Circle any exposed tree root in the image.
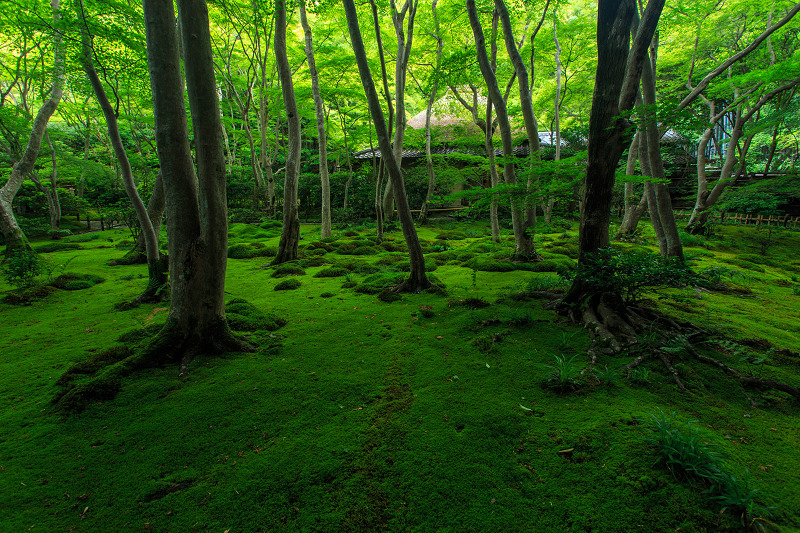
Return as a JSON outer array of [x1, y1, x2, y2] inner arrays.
[[551, 292, 799, 403]]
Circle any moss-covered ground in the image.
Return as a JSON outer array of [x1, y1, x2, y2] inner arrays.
[[1, 219, 798, 532]]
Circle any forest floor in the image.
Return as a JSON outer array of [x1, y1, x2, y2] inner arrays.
[[1, 217, 799, 532]]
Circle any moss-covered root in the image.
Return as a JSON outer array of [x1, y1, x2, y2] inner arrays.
[[135, 318, 255, 375], [695, 351, 800, 404]]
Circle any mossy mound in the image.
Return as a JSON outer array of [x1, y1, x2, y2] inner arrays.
[[463, 258, 516, 272], [50, 273, 105, 291], [313, 267, 350, 278], [354, 273, 406, 295], [117, 324, 163, 345], [56, 346, 134, 387], [435, 231, 468, 240], [380, 240, 407, 252], [259, 220, 283, 230], [274, 278, 302, 291], [35, 242, 82, 253], [226, 298, 287, 332], [271, 264, 306, 278], [300, 257, 327, 268], [2, 285, 59, 305], [227, 243, 277, 259]]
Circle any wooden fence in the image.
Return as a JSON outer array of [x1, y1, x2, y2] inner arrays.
[[673, 210, 800, 229]]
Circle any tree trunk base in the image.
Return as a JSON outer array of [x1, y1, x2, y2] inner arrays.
[[549, 291, 799, 403]]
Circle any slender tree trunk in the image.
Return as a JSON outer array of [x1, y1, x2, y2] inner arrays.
[[77, 0, 165, 298], [29, 130, 62, 238], [299, 0, 331, 238], [344, 0, 430, 292], [115, 172, 165, 266], [496, 0, 539, 258], [615, 133, 648, 238], [467, 0, 533, 260], [639, 49, 683, 260], [419, 0, 443, 226], [0, 0, 64, 255], [273, 0, 301, 264]]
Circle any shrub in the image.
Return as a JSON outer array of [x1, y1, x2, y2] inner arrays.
[[2, 249, 44, 288], [274, 278, 301, 291], [575, 248, 698, 302]]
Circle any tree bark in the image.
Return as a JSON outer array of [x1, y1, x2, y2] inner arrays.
[[418, 0, 443, 226], [77, 0, 165, 299], [496, 0, 540, 248], [273, 0, 301, 264], [344, 0, 430, 291], [467, 0, 533, 260], [0, 0, 65, 255], [299, 0, 331, 238], [563, 0, 664, 304], [686, 77, 800, 233], [616, 133, 648, 238], [29, 130, 61, 239], [142, 0, 247, 368]]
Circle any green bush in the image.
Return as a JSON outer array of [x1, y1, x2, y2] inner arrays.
[[574, 248, 697, 301], [274, 278, 302, 291], [1, 249, 44, 288]]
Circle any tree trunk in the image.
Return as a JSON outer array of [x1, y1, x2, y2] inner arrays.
[[419, 0, 443, 226], [467, 0, 533, 260], [615, 134, 648, 238], [0, 0, 65, 255], [299, 0, 331, 238], [639, 49, 683, 261], [29, 130, 62, 238], [344, 0, 430, 292], [686, 77, 800, 233], [563, 0, 664, 304], [78, 0, 165, 299], [497, 0, 540, 249], [142, 0, 248, 369], [115, 172, 165, 266], [272, 0, 301, 264]]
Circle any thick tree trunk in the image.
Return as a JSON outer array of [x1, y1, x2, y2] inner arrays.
[[78, 0, 165, 299], [299, 0, 331, 238], [564, 0, 664, 304], [344, 0, 430, 291], [142, 0, 247, 368], [273, 0, 301, 264], [467, 0, 533, 260], [0, 0, 64, 255]]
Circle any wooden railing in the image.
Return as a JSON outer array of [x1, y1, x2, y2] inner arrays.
[[673, 210, 800, 229]]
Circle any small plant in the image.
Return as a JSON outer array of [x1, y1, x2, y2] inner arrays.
[[526, 274, 568, 292], [592, 365, 620, 386], [542, 354, 581, 391], [643, 410, 724, 481], [558, 330, 580, 352], [707, 469, 773, 531], [630, 367, 650, 384]]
